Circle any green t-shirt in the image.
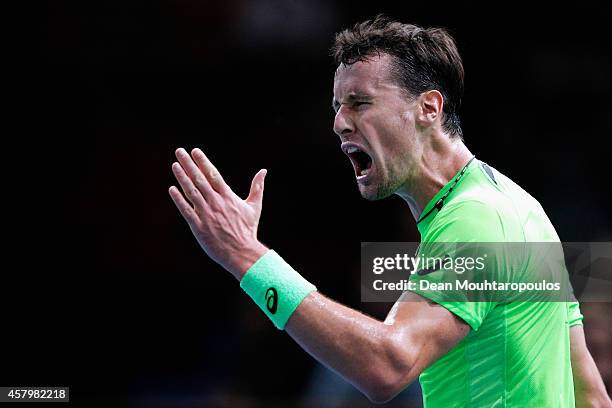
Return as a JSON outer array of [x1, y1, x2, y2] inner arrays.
[[409, 158, 583, 408]]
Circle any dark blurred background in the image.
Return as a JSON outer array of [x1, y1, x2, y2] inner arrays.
[[7, 0, 612, 406]]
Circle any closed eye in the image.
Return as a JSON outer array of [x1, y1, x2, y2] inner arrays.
[[331, 99, 370, 113], [353, 101, 370, 109]]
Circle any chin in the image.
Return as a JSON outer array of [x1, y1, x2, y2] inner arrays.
[[358, 182, 395, 201], [359, 188, 380, 201]]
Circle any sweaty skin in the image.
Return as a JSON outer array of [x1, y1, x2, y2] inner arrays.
[[168, 145, 469, 403], [332, 54, 472, 218], [168, 53, 609, 404], [168, 53, 473, 401]]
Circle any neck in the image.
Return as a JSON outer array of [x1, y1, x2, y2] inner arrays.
[[395, 137, 473, 222]]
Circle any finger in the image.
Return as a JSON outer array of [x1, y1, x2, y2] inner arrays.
[[246, 169, 267, 206], [168, 185, 199, 227], [175, 148, 216, 199], [191, 148, 230, 195], [171, 161, 208, 214]]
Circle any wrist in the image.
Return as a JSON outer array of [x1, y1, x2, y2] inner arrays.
[[229, 240, 269, 281], [239, 249, 317, 330]]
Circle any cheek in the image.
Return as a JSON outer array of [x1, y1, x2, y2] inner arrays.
[[360, 110, 412, 164], [364, 110, 401, 141], [378, 116, 417, 173], [383, 115, 414, 153], [397, 110, 416, 134]]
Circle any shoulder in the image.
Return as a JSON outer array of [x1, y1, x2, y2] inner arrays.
[[425, 197, 515, 243]]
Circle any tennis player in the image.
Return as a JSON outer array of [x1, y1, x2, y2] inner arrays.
[[168, 16, 611, 407]]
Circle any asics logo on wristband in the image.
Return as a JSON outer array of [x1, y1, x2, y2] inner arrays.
[[265, 287, 278, 314]]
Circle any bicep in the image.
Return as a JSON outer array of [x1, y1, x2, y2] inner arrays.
[[384, 291, 470, 384]]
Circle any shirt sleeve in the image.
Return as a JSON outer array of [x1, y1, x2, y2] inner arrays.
[[568, 301, 584, 327], [410, 199, 510, 331]]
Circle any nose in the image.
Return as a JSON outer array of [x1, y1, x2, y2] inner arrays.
[[333, 105, 354, 137]]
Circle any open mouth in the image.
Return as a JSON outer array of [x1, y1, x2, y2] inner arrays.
[[342, 144, 374, 180]]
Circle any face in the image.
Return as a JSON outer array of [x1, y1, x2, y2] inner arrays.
[[333, 53, 423, 200]]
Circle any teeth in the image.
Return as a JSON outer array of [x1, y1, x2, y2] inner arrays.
[[347, 146, 359, 154]]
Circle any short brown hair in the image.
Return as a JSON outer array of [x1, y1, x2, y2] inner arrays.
[[332, 15, 464, 138]]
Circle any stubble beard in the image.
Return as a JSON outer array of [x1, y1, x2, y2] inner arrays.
[[360, 171, 402, 201]]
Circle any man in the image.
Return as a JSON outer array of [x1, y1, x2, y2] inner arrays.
[[168, 16, 611, 407]]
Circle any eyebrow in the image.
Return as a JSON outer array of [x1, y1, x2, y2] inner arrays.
[[332, 92, 373, 111]]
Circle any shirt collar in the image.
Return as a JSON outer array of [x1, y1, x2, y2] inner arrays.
[[416, 158, 478, 237]]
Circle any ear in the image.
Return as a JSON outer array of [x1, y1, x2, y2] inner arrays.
[[416, 90, 444, 128]]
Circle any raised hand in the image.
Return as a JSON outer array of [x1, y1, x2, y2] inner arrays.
[[168, 147, 268, 280]]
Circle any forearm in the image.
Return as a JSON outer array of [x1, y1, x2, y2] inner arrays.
[[284, 291, 412, 403], [229, 245, 462, 403], [226, 241, 414, 399], [574, 363, 612, 408], [232, 247, 464, 403]]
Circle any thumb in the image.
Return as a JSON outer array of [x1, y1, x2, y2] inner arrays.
[[246, 169, 267, 206]]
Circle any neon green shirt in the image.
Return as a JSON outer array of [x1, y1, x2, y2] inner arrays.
[[409, 158, 583, 408]]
